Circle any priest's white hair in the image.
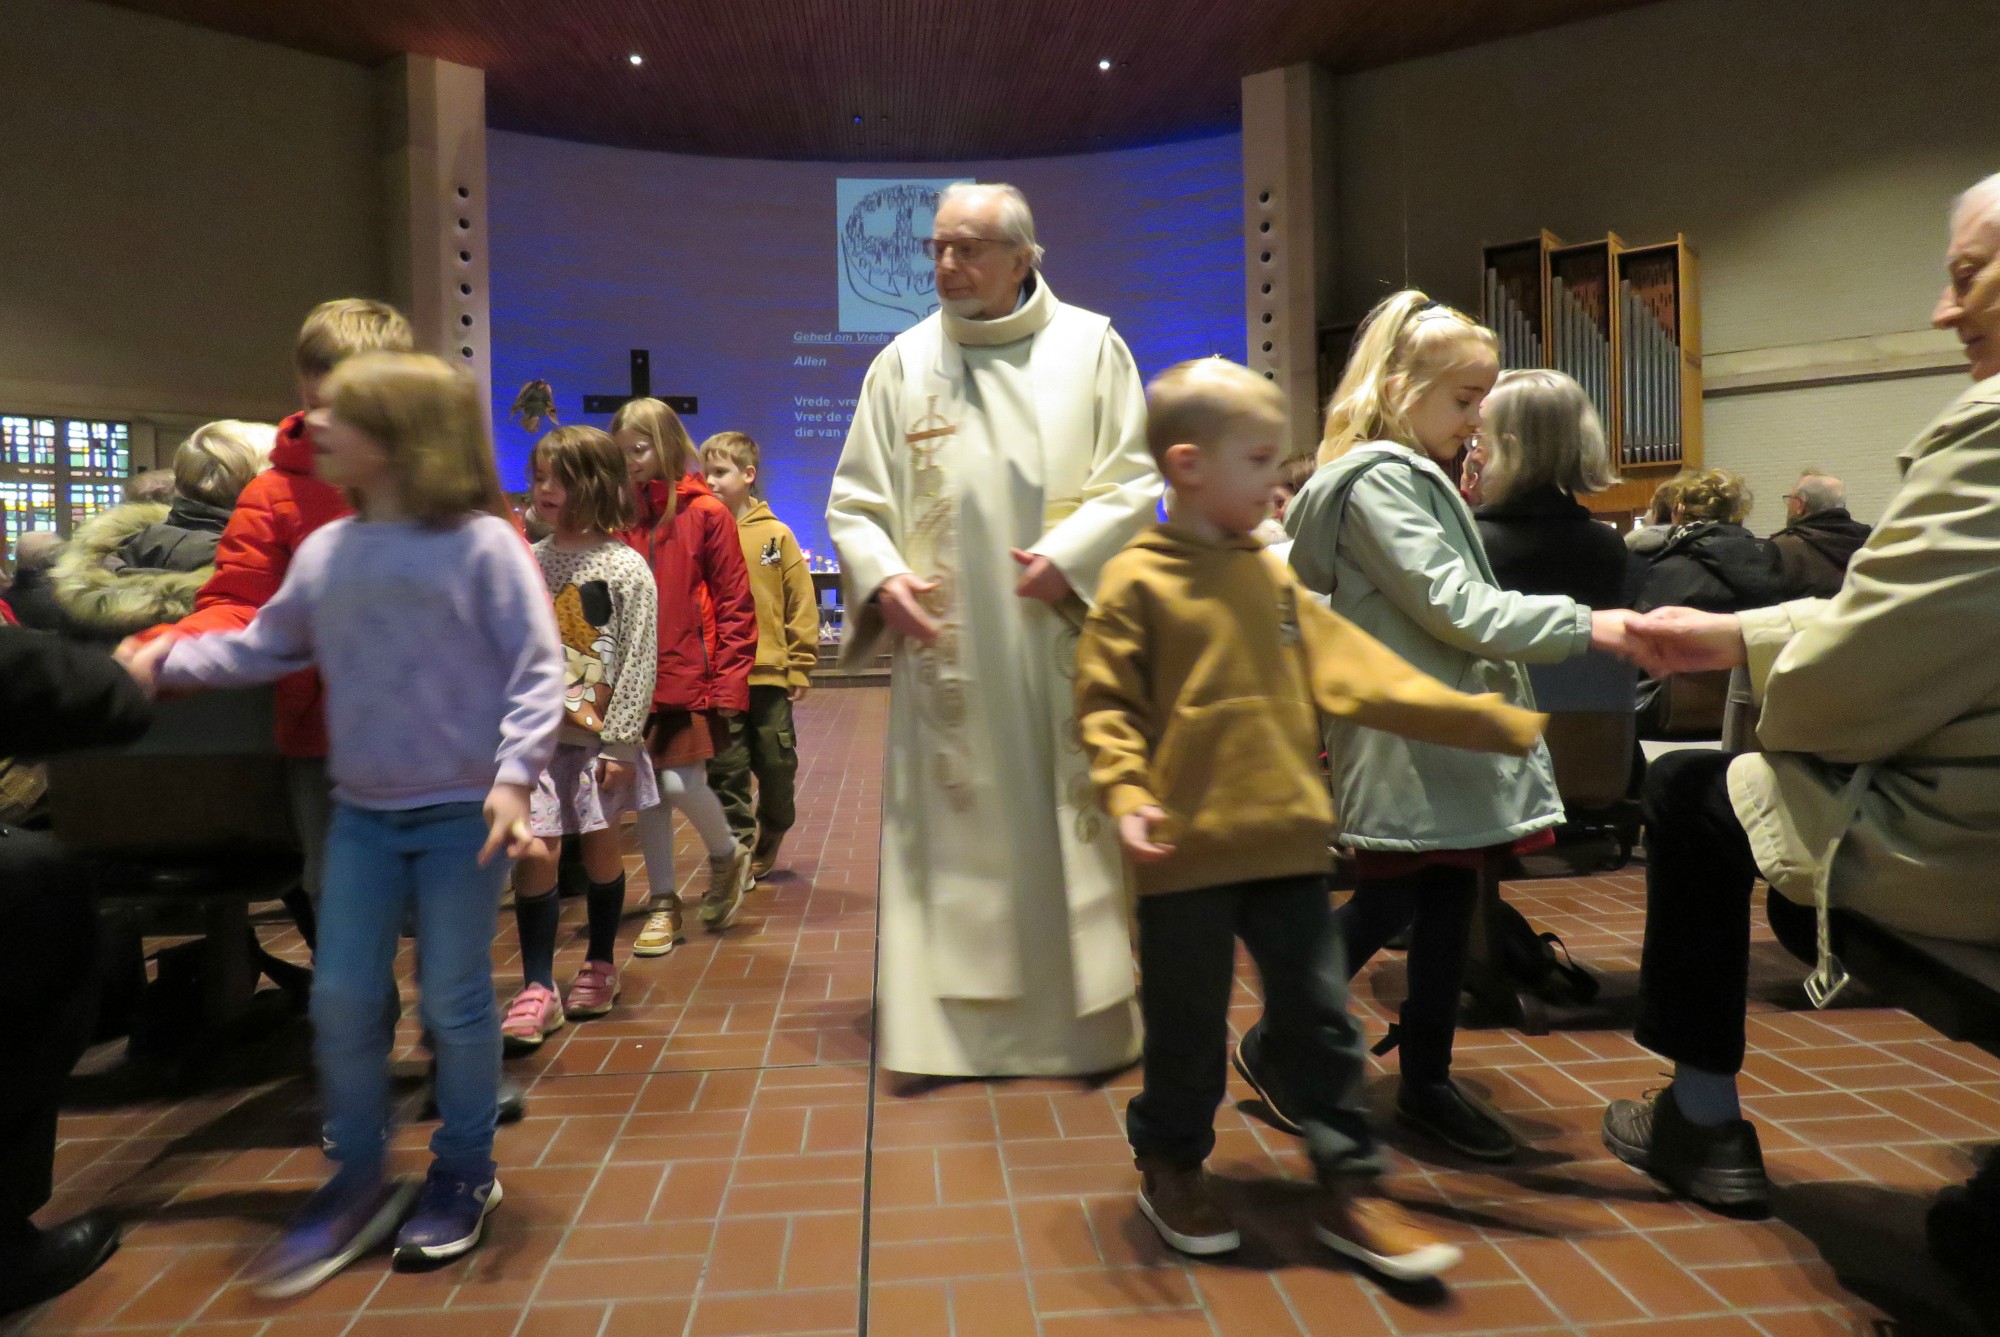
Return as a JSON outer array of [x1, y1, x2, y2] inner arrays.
[[940, 182, 1046, 268], [1954, 173, 2000, 225]]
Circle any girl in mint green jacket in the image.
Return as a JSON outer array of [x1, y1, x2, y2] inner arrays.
[[1272, 290, 1625, 1164]]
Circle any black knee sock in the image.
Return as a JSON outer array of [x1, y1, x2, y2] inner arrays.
[[515, 891, 560, 989], [586, 873, 626, 963]]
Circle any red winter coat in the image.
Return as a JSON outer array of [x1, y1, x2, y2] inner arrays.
[[622, 474, 756, 713], [138, 411, 352, 757]]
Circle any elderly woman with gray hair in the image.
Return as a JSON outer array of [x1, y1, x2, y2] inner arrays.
[[1600, 175, 2000, 1280]]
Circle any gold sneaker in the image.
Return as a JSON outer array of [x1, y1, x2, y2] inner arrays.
[[1313, 1183, 1461, 1282], [631, 895, 683, 957], [700, 845, 752, 931], [749, 828, 786, 882]]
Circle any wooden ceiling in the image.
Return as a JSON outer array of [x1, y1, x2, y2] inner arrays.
[[104, 0, 1659, 160]]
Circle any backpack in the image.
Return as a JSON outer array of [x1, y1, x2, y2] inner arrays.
[[1491, 897, 1599, 1007]]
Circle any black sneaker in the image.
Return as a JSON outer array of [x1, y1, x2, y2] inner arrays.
[[1601, 1086, 1769, 1217], [1230, 1026, 1304, 1136], [1396, 1080, 1519, 1163]]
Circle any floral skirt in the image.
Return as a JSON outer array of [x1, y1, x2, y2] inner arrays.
[[530, 742, 661, 838]]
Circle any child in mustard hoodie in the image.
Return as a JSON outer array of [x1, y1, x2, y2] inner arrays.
[[701, 432, 820, 878], [1074, 358, 1545, 1280]]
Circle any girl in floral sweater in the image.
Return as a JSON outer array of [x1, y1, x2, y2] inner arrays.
[[503, 427, 661, 1048]]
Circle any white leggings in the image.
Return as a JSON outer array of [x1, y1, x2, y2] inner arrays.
[[635, 764, 736, 903]]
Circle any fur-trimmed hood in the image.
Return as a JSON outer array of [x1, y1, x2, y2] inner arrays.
[[51, 500, 216, 639]]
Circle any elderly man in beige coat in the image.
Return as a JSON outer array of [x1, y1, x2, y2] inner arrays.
[[1596, 176, 2000, 1247]]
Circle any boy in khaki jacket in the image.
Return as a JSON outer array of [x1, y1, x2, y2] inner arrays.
[[1075, 359, 1544, 1279], [701, 432, 820, 878]]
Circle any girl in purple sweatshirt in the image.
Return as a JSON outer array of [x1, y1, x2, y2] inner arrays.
[[124, 353, 565, 1294]]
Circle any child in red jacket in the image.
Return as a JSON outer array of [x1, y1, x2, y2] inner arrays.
[[122, 300, 414, 938], [611, 398, 759, 951]]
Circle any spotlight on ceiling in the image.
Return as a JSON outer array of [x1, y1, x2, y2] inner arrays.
[[1097, 58, 1112, 71], [627, 53, 643, 66]]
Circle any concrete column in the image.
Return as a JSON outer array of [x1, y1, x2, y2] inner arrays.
[[1241, 65, 1337, 458], [378, 55, 491, 426]]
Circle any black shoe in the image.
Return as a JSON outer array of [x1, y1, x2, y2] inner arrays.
[[1601, 1085, 1769, 1217], [421, 1073, 527, 1125], [0, 1213, 121, 1317], [1396, 1080, 1520, 1163], [1230, 1027, 1304, 1136]]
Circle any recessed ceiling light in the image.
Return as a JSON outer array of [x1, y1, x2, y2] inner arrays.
[[627, 53, 643, 66], [1097, 59, 1112, 71]]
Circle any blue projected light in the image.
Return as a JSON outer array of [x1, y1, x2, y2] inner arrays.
[[488, 132, 1243, 558], [837, 178, 968, 332]]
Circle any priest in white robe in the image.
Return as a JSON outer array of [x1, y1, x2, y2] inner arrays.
[[827, 183, 1163, 1078]]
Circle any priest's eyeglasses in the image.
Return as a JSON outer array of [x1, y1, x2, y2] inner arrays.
[[922, 236, 1014, 263]]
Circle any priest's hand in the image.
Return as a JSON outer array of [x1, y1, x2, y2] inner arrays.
[[1625, 607, 1748, 677], [1011, 549, 1073, 604], [877, 573, 941, 646], [1119, 806, 1176, 864]]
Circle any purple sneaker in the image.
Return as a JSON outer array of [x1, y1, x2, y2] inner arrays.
[[249, 1173, 414, 1299], [392, 1165, 502, 1269]]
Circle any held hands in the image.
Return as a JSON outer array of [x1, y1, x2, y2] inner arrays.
[[1622, 607, 1749, 677], [479, 782, 535, 866], [877, 573, 941, 646], [117, 635, 174, 698], [1119, 806, 1176, 864], [1011, 550, 1073, 605]]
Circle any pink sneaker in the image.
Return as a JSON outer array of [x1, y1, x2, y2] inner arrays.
[[564, 960, 619, 1019], [501, 983, 565, 1054]]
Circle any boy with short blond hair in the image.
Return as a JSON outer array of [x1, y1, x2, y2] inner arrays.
[[1075, 357, 1545, 1278], [701, 431, 819, 878]]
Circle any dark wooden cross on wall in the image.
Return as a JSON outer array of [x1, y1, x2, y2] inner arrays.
[[582, 349, 697, 417]]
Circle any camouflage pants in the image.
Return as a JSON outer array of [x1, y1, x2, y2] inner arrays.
[[707, 685, 799, 849]]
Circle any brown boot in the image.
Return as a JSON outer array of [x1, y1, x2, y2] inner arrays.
[[1135, 1158, 1240, 1256], [1313, 1181, 1461, 1281], [749, 827, 786, 881]]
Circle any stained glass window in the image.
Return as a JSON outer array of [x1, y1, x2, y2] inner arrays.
[[1, 414, 133, 542]]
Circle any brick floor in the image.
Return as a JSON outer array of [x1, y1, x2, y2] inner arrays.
[[7, 685, 1997, 1335]]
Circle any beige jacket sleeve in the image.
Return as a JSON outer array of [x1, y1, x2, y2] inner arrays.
[[776, 525, 821, 690], [1295, 579, 1545, 756], [1073, 565, 1162, 820], [1750, 388, 2000, 764]]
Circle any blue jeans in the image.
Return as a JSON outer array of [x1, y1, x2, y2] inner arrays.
[[314, 802, 507, 1184]]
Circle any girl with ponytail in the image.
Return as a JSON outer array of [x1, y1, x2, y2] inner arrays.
[[1256, 291, 1628, 1164]]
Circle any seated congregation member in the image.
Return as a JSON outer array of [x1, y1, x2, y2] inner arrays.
[[1074, 357, 1544, 1277], [1632, 468, 1786, 613], [122, 353, 565, 1293], [1601, 175, 2000, 1246], [122, 469, 176, 506], [51, 421, 275, 641], [7, 532, 72, 635], [1283, 291, 1630, 1164], [1624, 471, 1691, 556], [1473, 369, 1632, 609], [1769, 471, 1872, 599], [0, 627, 152, 1317]]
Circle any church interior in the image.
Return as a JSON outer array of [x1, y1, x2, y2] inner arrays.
[[4, 0, 2000, 1333]]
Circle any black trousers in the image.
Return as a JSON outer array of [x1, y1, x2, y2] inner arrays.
[[1337, 864, 1480, 1085], [1634, 749, 1817, 1074], [1127, 874, 1380, 1178], [0, 827, 99, 1237], [707, 686, 800, 849]]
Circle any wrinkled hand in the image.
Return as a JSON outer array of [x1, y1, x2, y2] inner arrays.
[[119, 635, 174, 697], [1010, 549, 1073, 605], [878, 573, 941, 645], [595, 756, 633, 795], [1119, 805, 1176, 864], [1624, 607, 1749, 677], [479, 782, 535, 866]]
